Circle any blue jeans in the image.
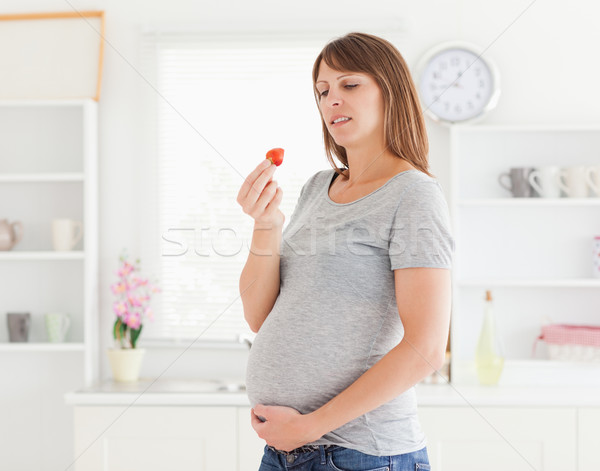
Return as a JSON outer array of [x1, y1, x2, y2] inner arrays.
[[258, 444, 431, 470]]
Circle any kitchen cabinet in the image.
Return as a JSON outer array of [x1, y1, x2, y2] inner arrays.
[[72, 405, 266, 471], [238, 406, 267, 471], [67, 383, 600, 471], [448, 125, 600, 386], [73, 406, 237, 471], [419, 406, 576, 471], [71, 403, 588, 471], [0, 99, 99, 384], [578, 408, 600, 471], [74, 406, 265, 471]]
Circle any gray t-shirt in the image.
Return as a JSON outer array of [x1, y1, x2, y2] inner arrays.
[[245, 168, 455, 456]]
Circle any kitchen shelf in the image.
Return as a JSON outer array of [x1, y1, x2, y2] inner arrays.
[[458, 278, 600, 288], [459, 198, 600, 207], [0, 251, 84, 261], [0, 173, 84, 183], [0, 99, 93, 107], [449, 124, 600, 386], [452, 359, 600, 387], [0, 342, 85, 352], [0, 100, 98, 384]]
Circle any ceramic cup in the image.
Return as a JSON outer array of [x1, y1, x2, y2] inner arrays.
[[557, 166, 589, 198], [528, 166, 562, 198], [7, 312, 31, 342], [52, 219, 83, 251], [0, 219, 24, 251], [498, 167, 535, 197], [45, 313, 71, 343], [585, 165, 600, 197], [529, 165, 560, 198]]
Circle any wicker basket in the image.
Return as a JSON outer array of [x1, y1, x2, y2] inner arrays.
[[534, 324, 600, 362]]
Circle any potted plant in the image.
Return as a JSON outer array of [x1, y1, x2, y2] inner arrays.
[[107, 253, 160, 382]]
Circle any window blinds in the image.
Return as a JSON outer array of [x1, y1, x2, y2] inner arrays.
[[138, 31, 334, 343]]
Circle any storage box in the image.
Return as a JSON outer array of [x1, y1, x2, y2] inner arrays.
[[535, 324, 600, 362]]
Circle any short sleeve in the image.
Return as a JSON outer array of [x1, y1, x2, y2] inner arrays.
[[288, 176, 311, 219], [388, 180, 455, 270], [283, 172, 319, 234]]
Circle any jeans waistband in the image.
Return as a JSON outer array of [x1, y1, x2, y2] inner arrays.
[[267, 444, 336, 456]]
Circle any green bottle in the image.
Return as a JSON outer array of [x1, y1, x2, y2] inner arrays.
[[475, 290, 504, 385]]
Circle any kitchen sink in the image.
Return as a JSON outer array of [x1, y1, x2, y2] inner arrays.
[[145, 379, 246, 394], [81, 378, 246, 394]]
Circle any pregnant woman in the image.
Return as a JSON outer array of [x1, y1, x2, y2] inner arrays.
[[237, 32, 454, 471]]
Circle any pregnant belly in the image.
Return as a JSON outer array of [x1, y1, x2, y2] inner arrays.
[[245, 320, 368, 413]]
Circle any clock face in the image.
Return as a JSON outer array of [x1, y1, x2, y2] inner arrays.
[[418, 46, 498, 124]]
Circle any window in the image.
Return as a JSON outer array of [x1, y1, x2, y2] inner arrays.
[[138, 31, 333, 343]]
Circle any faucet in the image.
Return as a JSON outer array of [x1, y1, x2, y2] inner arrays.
[[238, 333, 254, 350]]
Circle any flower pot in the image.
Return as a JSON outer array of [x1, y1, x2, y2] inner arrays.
[[107, 348, 146, 382]]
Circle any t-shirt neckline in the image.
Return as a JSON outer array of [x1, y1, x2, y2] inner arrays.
[[325, 168, 421, 206]]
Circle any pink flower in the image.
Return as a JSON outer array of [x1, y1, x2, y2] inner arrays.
[[113, 301, 128, 317], [131, 276, 149, 287], [126, 311, 142, 329], [111, 254, 159, 347], [118, 262, 135, 278], [111, 282, 128, 295], [127, 294, 144, 307]]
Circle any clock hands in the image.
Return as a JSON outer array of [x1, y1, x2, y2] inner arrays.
[[436, 81, 464, 90]]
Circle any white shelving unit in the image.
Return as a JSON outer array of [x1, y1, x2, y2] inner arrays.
[[0, 99, 98, 384], [461, 198, 600, 207], [449, 124, 600, 386], [0, 343, 85, 352], [0, 251, 85, 260], [0, 173, 85, 183]]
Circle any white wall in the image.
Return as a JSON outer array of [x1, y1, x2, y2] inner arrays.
[[1, 0, 599, 469], [97, 0, 600, 379]]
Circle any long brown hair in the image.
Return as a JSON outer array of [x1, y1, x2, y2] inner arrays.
[[312, 32, 433, 178]]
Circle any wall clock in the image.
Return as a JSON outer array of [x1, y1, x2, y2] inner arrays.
[[415, 41, 501, 125]]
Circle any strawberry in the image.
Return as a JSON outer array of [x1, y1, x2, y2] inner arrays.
[[266, 148, 284, 166]]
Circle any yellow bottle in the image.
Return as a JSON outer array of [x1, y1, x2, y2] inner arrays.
[[475, 290, 504, 386]]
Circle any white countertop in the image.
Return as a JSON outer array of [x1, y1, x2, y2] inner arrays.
[[64, 379, 600, 407], [415, 383, 600, 407], [64, 378, 250, 406]]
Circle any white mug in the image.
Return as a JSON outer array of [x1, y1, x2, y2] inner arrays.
[[52, 219, 83, 251], [528, 166, 561, 198], [586, 165, 600, 197], [558, 166, 589, 198], [45, 313, 71, 343]]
